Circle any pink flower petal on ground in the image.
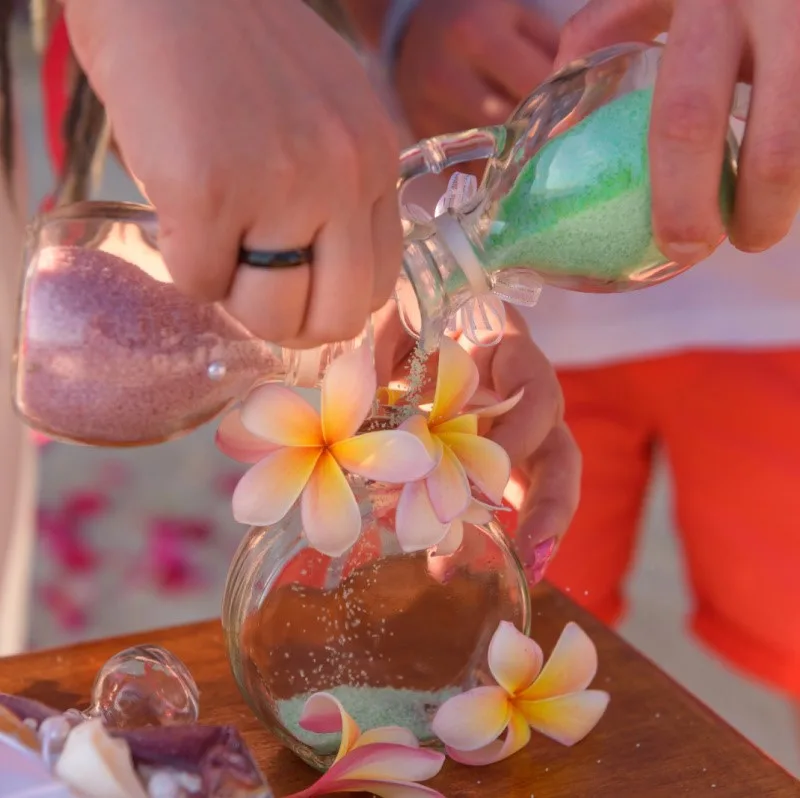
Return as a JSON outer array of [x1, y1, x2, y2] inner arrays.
[[432, 520, 463, 557], [431, 686, 511, 752], [331, 431, 436, 483], [446, 707, 531, 766], [461, 501, 495, 525], [321, 345, 377, 443], [395, 481, 449, 553], [298, 693, 360, 762], [517, 690, 610, 746], [429, 337, 479, 426], [520, 622, 599, 700], [240, 385, 323, 447], [216, 409, 281, 463], [437, 433, 511, 504], [488, 621, 544, 696], [472, 388, 525, 419], [301, 451, 362, 557], [399, 415, 442, 462], [232, 448, 320, 526], [355, 727, 419, 750], [425, 447, 471, 523]]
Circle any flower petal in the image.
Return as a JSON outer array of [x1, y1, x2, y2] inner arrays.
[[517, 690, 610, 746], [301, 451, 362, 557], [355, 726, 419, 750], [240, 384, 323, 447], [327, 743, 445, 783], [215, 409, 281, 463], [487, 621, 544, 696], [436, 433, 511, 504], [321, 345, 376, 443], [432, 519, 463, 557], [425, 447, 472, 523], [299, 693, 361, 762], [431, 686, 511, 752], [473, 389, 525, 419], [429, 337, 479, 425], [520, 622, 599, 699], [395, 481, 449, 553], [331, 431, 436, 483], [430, 414, 478, 436], [461, 500, 494, 525], [446, 707, 531, 767], [232, 448, 320, 526], [399, 415, 442, 462], [290, 777, 445, 798]]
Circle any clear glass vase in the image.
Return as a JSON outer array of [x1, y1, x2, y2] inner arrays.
[[396, 41, 739, 347], [222, 480, 530, 771]]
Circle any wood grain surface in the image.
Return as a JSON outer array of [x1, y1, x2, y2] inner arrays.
[[0, 583, 796, 797]]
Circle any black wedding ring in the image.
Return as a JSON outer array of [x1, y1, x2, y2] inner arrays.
[[239, 246, 312, 268]]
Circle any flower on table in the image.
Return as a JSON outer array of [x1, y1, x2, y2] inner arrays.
[[432, 622, 609, 766], [215, 345, 436, 557], [395, 337, 523, 552], [285, 692, 445, 798]]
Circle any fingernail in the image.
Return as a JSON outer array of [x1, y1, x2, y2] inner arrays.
[[524, 536, 557, 585], [663, 241, 713, 265]]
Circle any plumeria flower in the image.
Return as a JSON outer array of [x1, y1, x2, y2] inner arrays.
[[395, 337, 523, 552], [432, 622, 610, 766], [285, 693, 445, 798], [216, 346, 436, 557]]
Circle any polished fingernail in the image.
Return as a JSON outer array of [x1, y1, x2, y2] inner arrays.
[[525, 536, 557, 585]]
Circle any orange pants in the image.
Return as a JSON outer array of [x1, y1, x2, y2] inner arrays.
[[546, 349, 800, 698]]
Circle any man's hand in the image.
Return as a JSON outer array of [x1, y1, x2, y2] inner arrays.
[[558, 0, 800, 262], [395, 0, 560, 139], [375, 304, 581, 584], [63, 0, 403, 347]]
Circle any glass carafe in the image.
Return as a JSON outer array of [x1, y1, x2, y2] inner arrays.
[[13, 202, 369, 446], [395, 41, 738, 348], [222, 480, 530, 771]]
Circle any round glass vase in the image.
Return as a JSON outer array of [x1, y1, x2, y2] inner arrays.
[[222, 481, 530, 771]]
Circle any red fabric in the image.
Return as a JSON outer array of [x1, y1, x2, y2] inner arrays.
[[41, 13, 71, 210]]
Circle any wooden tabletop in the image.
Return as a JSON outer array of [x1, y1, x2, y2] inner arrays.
[[0, 583, 795, 798]]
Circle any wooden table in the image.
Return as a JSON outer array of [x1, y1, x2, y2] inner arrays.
[[0, 584, 795, 797]]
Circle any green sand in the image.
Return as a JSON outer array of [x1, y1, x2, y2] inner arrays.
[[483, 87, 736, 282], [276, 685, 460, 754]]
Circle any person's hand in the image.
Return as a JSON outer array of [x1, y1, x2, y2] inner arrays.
[[374, 304, 581, 584], [395, 0, 560, 140], [62, 0, 403, 347], [557, 0, 800, 262]]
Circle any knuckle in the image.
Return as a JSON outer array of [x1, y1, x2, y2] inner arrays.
[[746, 133, 800, 188]]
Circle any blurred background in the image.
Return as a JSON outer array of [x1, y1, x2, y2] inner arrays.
[[5, 7, 798, 779]]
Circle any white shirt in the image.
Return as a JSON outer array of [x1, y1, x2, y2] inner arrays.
[[522, 0, 800, 367]]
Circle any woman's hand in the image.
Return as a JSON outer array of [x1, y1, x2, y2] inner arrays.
[[63, 0, 403, 348], [375, 304, 581, 583], [558, 0, 800, 263]]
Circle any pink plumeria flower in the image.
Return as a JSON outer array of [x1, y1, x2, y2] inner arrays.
[[432, 622, 610, 766], [216, 345, 436, 557], [396, 337, 523, 552], [285, 693, 445, 798]]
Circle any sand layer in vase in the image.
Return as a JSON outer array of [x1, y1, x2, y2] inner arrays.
[[276, 685, 461, 754], [484, 87, 735, 282]]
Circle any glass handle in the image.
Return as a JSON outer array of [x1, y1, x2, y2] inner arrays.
[[396, 126, 507, 224]]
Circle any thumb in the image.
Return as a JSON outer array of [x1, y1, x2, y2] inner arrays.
[[555, 0, 673, 69]]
